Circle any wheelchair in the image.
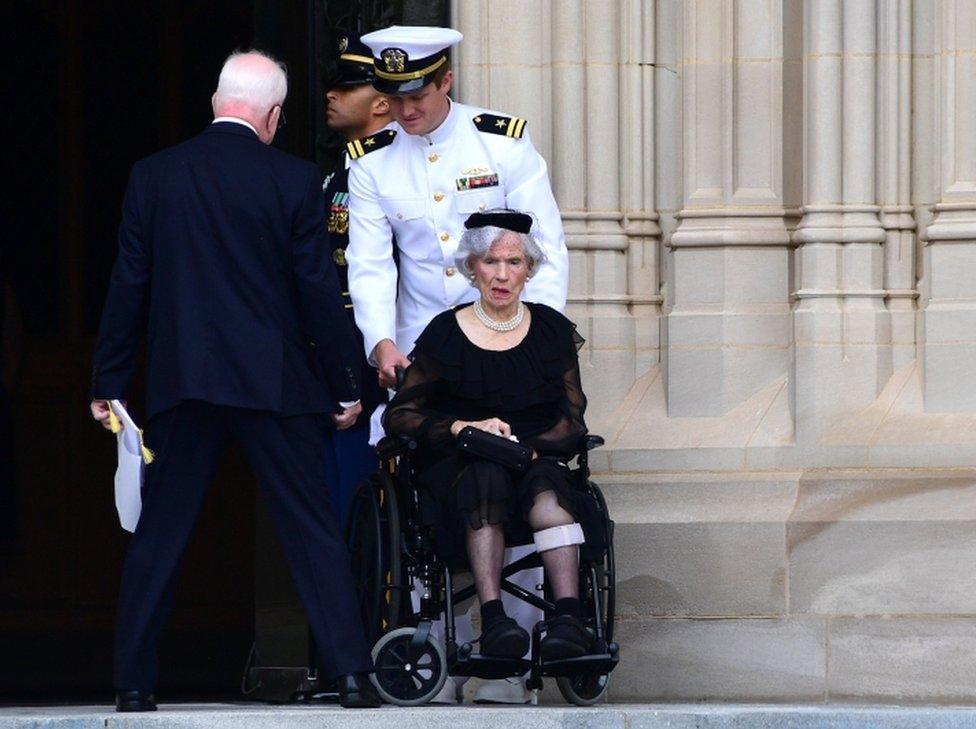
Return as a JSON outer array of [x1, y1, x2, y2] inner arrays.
[[343, 431, 619, 706]]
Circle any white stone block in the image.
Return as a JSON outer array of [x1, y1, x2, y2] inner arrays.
[[927, 243, 976, 299], [829, 618, 976, 702], [614, 522, 787, 616], [922, 342, 976, 412], [610, 618, 827, 701], [789, 486, 976, 614]]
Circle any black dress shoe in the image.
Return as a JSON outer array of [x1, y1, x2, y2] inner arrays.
[[337, 672, 382, 708], [479, 616, 531, 659], [540, 615, 590, 661], [115, 690, 157, 712]]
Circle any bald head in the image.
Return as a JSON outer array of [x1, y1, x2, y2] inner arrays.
[[212, 50, 288, 144]]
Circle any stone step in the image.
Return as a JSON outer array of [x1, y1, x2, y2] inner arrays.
[[4, 704, 976, 729]]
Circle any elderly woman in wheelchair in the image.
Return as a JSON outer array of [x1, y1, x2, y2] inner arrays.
[[383, 209, 594, 663]]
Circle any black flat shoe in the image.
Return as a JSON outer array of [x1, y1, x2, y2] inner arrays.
[[540, 615, 590, 661], [479, 617, 530, 659], [115, 690, 157, 712], [337, 672, 382, 708]]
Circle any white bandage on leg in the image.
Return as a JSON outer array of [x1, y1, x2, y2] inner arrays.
[[533, 523, 585, 553]]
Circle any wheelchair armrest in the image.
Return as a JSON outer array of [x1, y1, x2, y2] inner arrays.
[[376, 434, 417, 461], [582, 435, 605, 451]]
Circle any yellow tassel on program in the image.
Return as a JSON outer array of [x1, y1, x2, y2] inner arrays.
[[138, 431, 155, 464], [108, 410, 122, 434]]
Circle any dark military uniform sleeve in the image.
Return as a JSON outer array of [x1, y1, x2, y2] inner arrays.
[[292, 165, 361, 402], [323, 164, 389, 418]]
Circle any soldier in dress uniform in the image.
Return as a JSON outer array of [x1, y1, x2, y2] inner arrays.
[[346, 25, 569, 705], [322, 34, 394, 523]]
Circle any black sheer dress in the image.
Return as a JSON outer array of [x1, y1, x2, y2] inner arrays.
[[383, 301, 587, 569]]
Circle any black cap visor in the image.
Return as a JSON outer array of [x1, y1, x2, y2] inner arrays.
[[326, 64, 374, 90], [372, 74, 436, 94]]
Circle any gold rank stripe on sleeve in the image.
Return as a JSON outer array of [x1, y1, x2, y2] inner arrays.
[[472, 113, 527, 139], [346, 129, 398, 160]]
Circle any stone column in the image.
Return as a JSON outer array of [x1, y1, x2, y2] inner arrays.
[[452, 0, 662, 423], [920, 0, 976, 412], [794, 0, 890, 437], [619, 0, 663, 380], [878, 0, 917, 369], [665, 0, 796, 417], [912, 0, 938, 307]]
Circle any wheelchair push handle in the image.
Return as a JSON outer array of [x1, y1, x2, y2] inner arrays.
[[394, 365, 407, 391], [583, 435, 605, 451]]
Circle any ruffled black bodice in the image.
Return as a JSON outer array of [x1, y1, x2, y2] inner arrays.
[[383, 302, 587, 459]]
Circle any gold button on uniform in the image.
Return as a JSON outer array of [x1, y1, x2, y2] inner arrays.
[[446, 267, 456, 277], [428, 153, 439, 163], [433, 192, 444, 202], [440, 232, 450, 242]]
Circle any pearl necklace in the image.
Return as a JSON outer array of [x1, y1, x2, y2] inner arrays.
[[474, 299, 524, 332]]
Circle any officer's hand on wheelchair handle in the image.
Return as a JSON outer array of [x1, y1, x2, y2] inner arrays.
[[331, 401, 362, 430], [374, 339, 411, 389]]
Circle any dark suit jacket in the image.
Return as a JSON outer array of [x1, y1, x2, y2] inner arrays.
[[92, 121, 361, 418]]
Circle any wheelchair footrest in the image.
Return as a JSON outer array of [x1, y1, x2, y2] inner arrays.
[[540, 651, 619, 678], [243, 666, 319, 703], [451, 650, 532, 680]]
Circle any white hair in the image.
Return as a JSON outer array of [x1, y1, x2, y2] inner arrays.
[[213, 50, 288, 112], [454, 213, 547, 281]]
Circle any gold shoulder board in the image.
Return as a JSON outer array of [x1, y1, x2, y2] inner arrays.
[[472, 113, 527, 139], [346, 129, 398, 160]]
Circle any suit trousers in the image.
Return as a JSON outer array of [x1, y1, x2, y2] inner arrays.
[[113, 400, 373, 691]]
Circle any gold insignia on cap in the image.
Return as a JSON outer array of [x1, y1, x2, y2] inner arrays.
[[382, 48, 407, 73], [333, 248, 347, 266], [338, 35, 348, 53]]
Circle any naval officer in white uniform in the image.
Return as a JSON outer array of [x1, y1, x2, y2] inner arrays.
[[346, 26, 569, 705], [346, 26, 567, 390]]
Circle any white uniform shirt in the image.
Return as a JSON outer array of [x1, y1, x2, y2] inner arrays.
[[347, 99, 568, 360]]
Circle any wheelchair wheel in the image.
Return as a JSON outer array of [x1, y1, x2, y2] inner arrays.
[[592, 482, 616, 643], [344, 471, 402, 643], [370, 626, 448, 706]]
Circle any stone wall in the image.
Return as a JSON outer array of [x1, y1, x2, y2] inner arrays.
[[452, 0, 976, 702]]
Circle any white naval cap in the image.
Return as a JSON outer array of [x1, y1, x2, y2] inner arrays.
[[361, 25, 463, 94]]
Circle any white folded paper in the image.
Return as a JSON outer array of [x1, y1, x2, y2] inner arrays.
[[368, 403, 387, 446], [109, 400, 149, 532]]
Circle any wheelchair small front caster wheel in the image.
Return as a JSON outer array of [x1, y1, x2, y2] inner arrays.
[[370, 626, 448, 706], [557, 673, 610, 706]]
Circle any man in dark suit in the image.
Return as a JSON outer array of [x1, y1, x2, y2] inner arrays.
[[90, 50, 380, 711], [322, 34, 394, 523]]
